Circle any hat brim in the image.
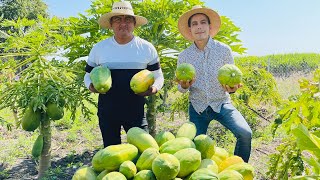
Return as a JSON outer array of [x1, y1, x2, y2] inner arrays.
[[98, 13, 148, 29], [178, 8, 221, 41]]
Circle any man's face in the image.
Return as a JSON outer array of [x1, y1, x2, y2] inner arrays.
[[189, 14, 211, 41], [110, 15, 135, 38]]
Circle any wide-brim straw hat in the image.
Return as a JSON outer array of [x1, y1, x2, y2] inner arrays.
[[98, 1, 148, 29], [178, 5, 221, 41]]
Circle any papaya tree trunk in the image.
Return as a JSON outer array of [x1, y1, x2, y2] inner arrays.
[[38, 114, 51, 179], [161, 87, 168, 107], [146, 95, 157, 137]]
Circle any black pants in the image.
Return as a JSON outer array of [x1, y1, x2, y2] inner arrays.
[[97, 96, 148, 147]]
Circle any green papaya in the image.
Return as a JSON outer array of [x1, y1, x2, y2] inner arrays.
[[21, 107, 41, 131], [32, 135, 43, 158], [176, 122, 197, 140], [217, 64, 242, 88], [90, 66, 112, 93], [46, 102, 64, 120], [175, 63, 196, 81]]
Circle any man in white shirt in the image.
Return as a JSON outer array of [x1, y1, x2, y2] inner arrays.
[[176, 5, 252, 162], [84, 1, 164, 147]]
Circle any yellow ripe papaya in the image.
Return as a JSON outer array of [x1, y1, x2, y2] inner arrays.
[[130, 69, 155, 94], [224, 162, 255, 180], [219, 155, 244, 172]]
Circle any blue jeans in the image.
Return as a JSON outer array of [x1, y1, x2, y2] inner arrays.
[[189, 103, 252, 162]]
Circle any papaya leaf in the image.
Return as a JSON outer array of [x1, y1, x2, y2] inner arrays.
[[292, 124, 320, 159], [301, 155, 320, 175]]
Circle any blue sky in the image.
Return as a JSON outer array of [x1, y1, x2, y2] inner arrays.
[[43, 0, 320, 56]]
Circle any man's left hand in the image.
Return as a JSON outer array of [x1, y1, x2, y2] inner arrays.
[[222, 84, 242, 93], [137, 86, 158, 96]]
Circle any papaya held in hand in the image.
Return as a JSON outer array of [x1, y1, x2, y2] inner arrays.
[[90, 66, 112, 93], [175, 63, 196, 81], [217, 64, 243, 88], [130, 69, 155, 94]]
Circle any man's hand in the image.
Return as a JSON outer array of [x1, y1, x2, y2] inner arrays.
[[137, 86, 158, 96], [89, 83, 100, 93], [176, 78, 195, 89], [222, 84, 242, 93]]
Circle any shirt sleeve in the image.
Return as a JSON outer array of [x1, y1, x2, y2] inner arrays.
[[83, 46, 98, 89], [147, 44, 164, 91]]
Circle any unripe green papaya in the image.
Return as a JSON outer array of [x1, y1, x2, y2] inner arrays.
[[136, 148, 160, 171], [176, 122, 197, 140], [90, 66, 112, 93], [175, 63, 196, 81], [46, 102, 64, 120], [21, 107, 41, 131], [32, 135, 43, 158]]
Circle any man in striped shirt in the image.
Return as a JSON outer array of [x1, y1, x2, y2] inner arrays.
[[84, 1, 164, 147]]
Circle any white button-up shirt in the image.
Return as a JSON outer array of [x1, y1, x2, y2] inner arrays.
[[177, 38, 234, 114]]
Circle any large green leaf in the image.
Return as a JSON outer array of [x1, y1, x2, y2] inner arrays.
[[292, 124, 320, 159]]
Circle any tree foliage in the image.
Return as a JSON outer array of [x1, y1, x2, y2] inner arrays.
[[0, 0, 48, 20], [267, 69, 320, 179]]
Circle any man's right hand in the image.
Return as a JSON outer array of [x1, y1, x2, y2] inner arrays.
[[89, 83, 99, 93], [177, 78, 195, 89]]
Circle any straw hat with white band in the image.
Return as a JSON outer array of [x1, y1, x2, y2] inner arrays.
[[178, 5, 221, 41], [98, 1, 148, 29]]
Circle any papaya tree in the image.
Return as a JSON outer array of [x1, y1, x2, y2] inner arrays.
[[0, 0, 49, 126], [267, 69, 320, 179], [64, 0, 246, 136], [0, 16, 94, 178]]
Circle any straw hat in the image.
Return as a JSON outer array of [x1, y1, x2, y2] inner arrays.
[[178, 5, 221, 41], [98, 1, 148, 29]]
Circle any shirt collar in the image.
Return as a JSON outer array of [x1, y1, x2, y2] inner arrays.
[[191, 37, 215, 52]]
